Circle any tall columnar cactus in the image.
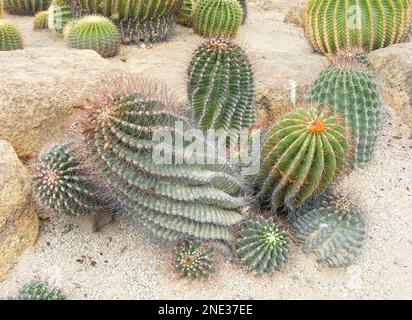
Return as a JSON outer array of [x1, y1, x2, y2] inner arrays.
[[188, 38, 255, 132], [293, 193, 367, 268], [32, 142, 109, 216], [193, 0, 244, 38], [81, 76, 245, 242], [66, 15, 121, 58], [3, 0, 50, 16], [18, 281, 65, 300], [48, 0, 73, 35], [33, 11, 49, 29], [307, 53, 382, 165], [177, 0, 197, 27], [236, 217, 290, 273], [72, 0, 104, 16], [304, 0, 412, 54], [250, 106, 350, 211], [0, 20, 23, 51]]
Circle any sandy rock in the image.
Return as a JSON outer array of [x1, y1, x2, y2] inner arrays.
[[370, 43, 412, 128], [284, 5, 305, 28], [0, 48, 122, 158], [0, 140, 38, 281]]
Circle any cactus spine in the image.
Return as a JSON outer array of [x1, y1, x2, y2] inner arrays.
[[0, 20, 23, 51], [307, 53, 382, 165], [304, 0, 412, 54], [237, 0, 247, 24], [66, 15, 121, 58], [81, 76, 245, 242], [250, 106, 350, 211], [33, 11, 49, 29], [193, 0, 244, 38], [3, 0, 50, 16], [188, 38, 255, 132], [174, 240, 215, 278]]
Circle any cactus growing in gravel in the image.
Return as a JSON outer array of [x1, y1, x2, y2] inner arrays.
[[33, 11, 49, 29], [174, 240, 215, 278], [193, 0, 244, 38], [188, 38, 255, 132], [32, 142, 109, 216], [81, 76, 245, 241], [304, 0, 412, 54], [307, 53, 382, 165], [293, 193, 367, 268], [177, 0, 197, 27], [66, 15, 121, 58], [236, 217, 290, 273], [18, 281, 65, 300], [0, 20, 23, 51], [3, 0, 50, 16], [250, 106, 350, 211], [48, 0, 73, 35]]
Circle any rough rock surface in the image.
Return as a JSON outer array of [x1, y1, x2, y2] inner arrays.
[[0, 140, 38, 281], [370, 43, 412, 128], [0, 48, 122, 158], [284, 4, 305, 28]]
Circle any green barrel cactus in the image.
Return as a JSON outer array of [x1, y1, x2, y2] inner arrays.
[[307, 53, 382, 165], [250, 106, 350, 211], [81, 76, 245, 242], [304, 0, 412, 54], [66, 15, 121, 58], [193, 0, 244, 38], [0, 20, 23, 51], [173, 240, 215, 278], [293, 193, 367, 268], [32, 142, 109, 216], [177, 0, 197, 27], [18, 281, 65, 300], [236, 217, 290, 273], [48, 0, 73, 35], [238, 0, 247, 24], [188, 38, 255, 132], [33, 11, 49, 29], [3, 0, 50, 16]]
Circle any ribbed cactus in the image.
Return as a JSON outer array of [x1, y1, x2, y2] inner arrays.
[[177, 0, 197, 27], [329, 46, 374, 71], [236, 217, 290, 273], [293, 193, 367, 268], [250, 106, 350, 211], [32, 142, 109, 216], [18, 281, 65, 300], [305, 0, 412, 54], [193, 0, 244, 38], [81, 76, 245, 241], [66, 15, 121, 58], [188, 38, 255, 132], [0, 20, 23, 51], [3, 0, 50, 15], [173, 240, 215, 278], [72, 0, 104, 16], [33, 11, 49, 29], [307, 53, 382, 165], [237, 0, 247, 24], [48, 0, 73, 35]]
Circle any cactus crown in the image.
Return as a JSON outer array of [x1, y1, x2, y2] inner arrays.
[[237, 217, 290, 273], [188, 38, 255, 131], [193, 0, 244, 38], [250, 106, 350, 211], [33, 11, 49, 29], [18, 281, 65, 300], [330, 47, 373, 71], [173, 240, 215, 278], [0, 20, 23, 51]]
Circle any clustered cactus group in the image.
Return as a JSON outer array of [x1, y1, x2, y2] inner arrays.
[[18, 281, 65, 300], [3, 0, 50, 16]]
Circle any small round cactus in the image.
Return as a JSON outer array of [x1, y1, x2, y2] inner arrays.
[[66, 15, 121, 58], [33, 11, 49, 30], [173, 240, 215, 278], [18, 281, 65, 300], [0, 20, 23, 51], [178, 0, 197, 27], [194, 0, 244, 38], [237, 217, 290, 273]]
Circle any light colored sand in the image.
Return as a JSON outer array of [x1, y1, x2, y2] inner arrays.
[[1, 4, 412, 300]]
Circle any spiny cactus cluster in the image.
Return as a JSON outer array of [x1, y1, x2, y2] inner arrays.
[[3, 0, 50, 16], [307, 53, 382, 165], [32, 142, 109, 216], [237, 217, 290, 273], [66, 15, 121, 58], [250, 106, 350, 211], [18, 281, 65, 300], [48, 0, 73, 35], [194, 0, 244, 38], [33, 11, 49, 29], [293, 193, 367, 267], [177, 0, 197, 27], [81, 76, 245, 241], [0, 20, 23, 51], [173, 240, 215, 278], [305, 0, 412, 54], [188, 38, 255, 132]]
